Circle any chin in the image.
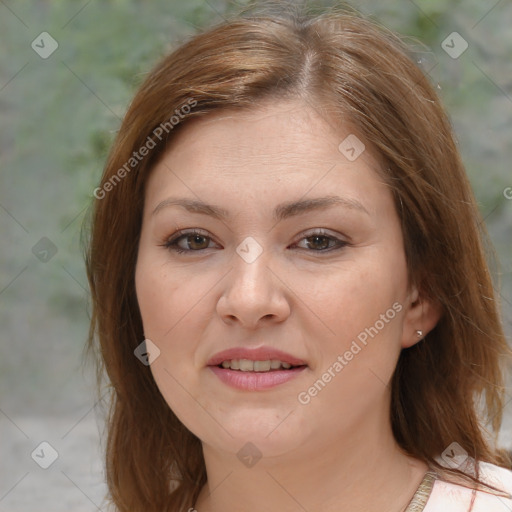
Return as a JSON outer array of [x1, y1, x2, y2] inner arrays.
[[195, 409, 309, 459]]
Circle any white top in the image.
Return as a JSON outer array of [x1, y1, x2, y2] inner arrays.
[[423, 458, 512, 511]]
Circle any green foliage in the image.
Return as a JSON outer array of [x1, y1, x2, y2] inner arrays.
[[1, 0, 510, 387], [2, 0, 511, 302]]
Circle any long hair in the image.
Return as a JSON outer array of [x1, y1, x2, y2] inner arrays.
[[84, 3, 512, 511]]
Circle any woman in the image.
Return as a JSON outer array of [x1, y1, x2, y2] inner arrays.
[[85, 3, 512, 511]]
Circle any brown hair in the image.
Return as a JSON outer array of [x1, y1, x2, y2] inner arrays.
[[84, 2, 512, 511]]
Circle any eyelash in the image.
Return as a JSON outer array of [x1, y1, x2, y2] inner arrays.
[[161, 229, 349, 255]]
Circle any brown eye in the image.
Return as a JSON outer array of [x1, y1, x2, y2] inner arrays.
[[182, 234, 210, 250], [163, 230, 216, 254], [294, 230, 349, 253], [304, 235, 331, 251]]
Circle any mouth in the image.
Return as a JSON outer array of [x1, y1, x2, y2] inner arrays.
[[207, 347, 308, 391], [207, 346, 307, 368], [216, 359, 306, 372]]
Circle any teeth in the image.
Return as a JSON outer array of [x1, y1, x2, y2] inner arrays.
[[219, 359, 296, 371], [253, 360, 271, 372], [239, 359, 254, 372]]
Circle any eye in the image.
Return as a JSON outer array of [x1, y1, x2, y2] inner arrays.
[[292, 229, 349, 253], [162, 229, 218, 254], [161, 228, 349, 255]]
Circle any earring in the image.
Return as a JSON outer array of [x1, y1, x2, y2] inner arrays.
[[416, 330, 423, 338]]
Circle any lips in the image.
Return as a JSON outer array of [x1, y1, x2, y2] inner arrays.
[[206, 346, 307, 368], [207, 346, 308, 391]]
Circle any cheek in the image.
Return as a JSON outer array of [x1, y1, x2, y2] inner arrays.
[[135, 261, 169, 338], [134, 255, 199, 396], [135, 252, 200, 341], [313, 255, 406, 378], [300, 276, 404, 428], [135, 255, 211, 431], [134, 247, 219, 369], [315, 261, 404, 337]]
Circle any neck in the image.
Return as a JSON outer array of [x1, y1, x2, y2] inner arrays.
[[194, 416, 429, 512]]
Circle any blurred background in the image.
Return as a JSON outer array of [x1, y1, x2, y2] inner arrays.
[[1, 0, 511, 510]]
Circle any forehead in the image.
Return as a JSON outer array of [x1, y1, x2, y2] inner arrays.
[[162, 100, 375, 168], [143, 99, 389, 217]]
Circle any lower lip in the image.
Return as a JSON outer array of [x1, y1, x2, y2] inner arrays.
[[209, 365, 307, 391]]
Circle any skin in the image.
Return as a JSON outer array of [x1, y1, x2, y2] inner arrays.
[[135, 99, 440, 512]]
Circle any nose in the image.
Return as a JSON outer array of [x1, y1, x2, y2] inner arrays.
[[216, 246, 291, 329]]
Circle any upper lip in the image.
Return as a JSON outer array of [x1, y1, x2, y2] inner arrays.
[[207, 346, 307, 367]]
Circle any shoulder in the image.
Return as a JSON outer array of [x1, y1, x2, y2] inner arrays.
[[424, 458, 512, 512]]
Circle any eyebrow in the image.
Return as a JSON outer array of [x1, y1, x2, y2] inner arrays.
[[152, 195, 369, 222]]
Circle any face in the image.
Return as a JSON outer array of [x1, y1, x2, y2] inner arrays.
[[135, 99, 421, 461]]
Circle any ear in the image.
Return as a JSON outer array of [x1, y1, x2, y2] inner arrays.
[[401, 284, 442, 349]]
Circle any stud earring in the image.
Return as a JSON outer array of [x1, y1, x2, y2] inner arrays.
[[416, 330, 423, 338]]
